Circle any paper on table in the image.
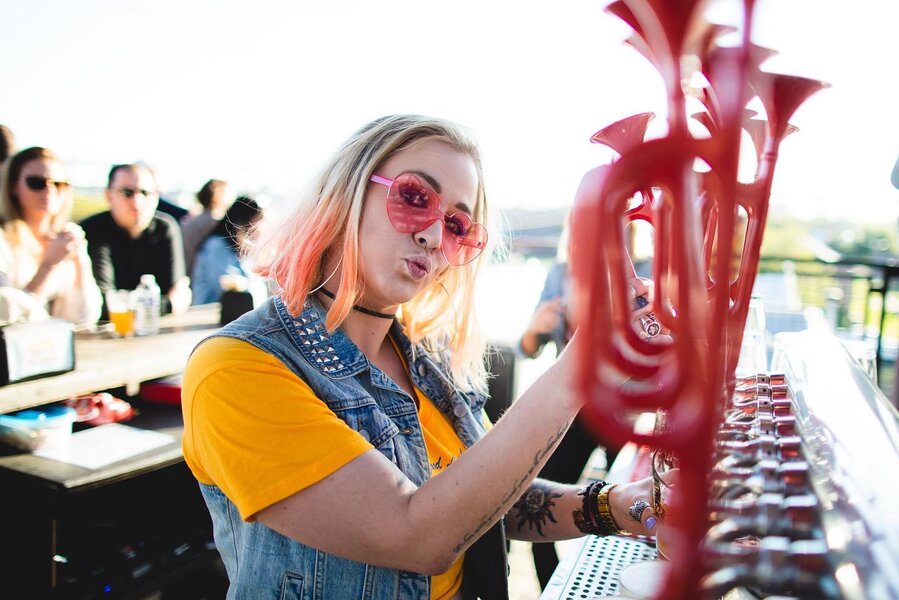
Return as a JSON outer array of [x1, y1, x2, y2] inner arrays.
[[33, 423, 176, 469]]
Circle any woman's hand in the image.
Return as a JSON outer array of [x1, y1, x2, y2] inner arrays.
[[608, 468, 678, 537], [520, 297, 565, 357], [530, 297, 564, 334], [629, 277, 654, 317], [629, 276, 671, 340], [168, 276, 193, 315], [42, 228, 79, 268]]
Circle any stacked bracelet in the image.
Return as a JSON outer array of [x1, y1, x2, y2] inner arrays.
[[597, 483, 623, 535], [572, 480, 625, 537]]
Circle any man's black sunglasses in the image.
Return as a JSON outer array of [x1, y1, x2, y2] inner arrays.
[[113, 187, 157, 199]]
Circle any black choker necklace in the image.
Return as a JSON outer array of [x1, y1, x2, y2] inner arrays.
[[317, 288, 396, 320]]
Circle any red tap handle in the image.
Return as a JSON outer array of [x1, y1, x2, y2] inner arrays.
[[569, 3, 826, 598]]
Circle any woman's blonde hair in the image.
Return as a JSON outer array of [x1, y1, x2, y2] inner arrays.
[[0, 147, 73, 233], [253, 115, 492, 392]]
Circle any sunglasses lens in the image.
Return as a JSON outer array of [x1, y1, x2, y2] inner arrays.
[[386, 174, 439, 233], [442, 214, 488, 265], [24, 176, 44, 191], [382, 172, 487, 266], [23, 176, 70, 192]]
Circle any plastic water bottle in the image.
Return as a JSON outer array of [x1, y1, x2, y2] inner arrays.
[[134, 274, 161, 336]]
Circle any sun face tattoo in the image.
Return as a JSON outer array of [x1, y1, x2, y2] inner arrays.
[[512, 483, 563, 536]]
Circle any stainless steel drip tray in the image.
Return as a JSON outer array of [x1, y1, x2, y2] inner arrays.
[[540, 535, 659, 599]]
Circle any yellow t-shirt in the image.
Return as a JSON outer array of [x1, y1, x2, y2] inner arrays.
[[182, 336, 468, 600]]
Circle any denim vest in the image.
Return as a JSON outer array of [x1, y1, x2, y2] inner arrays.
[[197, 296, 509, 599]]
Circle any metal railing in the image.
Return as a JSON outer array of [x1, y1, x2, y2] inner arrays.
[[758, 255, 899, 374]]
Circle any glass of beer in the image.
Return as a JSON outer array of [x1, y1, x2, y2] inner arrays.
[[105, 290, 135, 337]]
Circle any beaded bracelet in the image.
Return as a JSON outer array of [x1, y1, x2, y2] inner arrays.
[[573, 480, 623, 536]]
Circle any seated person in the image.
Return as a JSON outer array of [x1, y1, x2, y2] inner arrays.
[[182, 178, 234, 274], [80, 163, 191, 316], [0, 147, 102, 325], [191, 196, 263, 305]]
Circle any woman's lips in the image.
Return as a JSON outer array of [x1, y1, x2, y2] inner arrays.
[[405, 257, 432, 280]]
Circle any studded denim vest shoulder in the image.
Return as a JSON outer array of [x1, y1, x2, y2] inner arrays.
[[195, 296, 499, 600]]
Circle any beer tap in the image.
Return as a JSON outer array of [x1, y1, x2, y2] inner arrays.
[[712, 461, 809, 500], [705, 493, 820, 539], [702, 537, 838, 599]]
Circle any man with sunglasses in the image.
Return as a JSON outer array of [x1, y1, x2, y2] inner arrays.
[[81, 163, 191, 317]]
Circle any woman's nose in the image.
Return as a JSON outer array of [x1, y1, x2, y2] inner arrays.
[[413, 219, 443, 252]]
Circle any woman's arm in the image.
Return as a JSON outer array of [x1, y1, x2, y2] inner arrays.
[[48, 225, 103, 325], [505, 477, 659, 543], [256, 340, 587, 575], [519, 263, 567, 358], [519, 298, 564, 357]]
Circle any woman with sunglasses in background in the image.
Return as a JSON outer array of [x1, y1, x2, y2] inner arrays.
[[0, 147, 102, 325], [181, 115, 666, 600]]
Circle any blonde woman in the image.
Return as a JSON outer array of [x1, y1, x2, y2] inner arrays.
[[181, 115, 665, 599], [0, 147, 101, 325]]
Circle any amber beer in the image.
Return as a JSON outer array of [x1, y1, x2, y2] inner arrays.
[[105, 290, 135, 337], [110, 310, 135, 336]]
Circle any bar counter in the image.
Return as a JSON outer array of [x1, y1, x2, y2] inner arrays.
[[0, 304, 221, 416], [540, 332, 899, 599]]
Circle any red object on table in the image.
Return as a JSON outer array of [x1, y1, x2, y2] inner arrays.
[[140, 375, 183, 405], [65, 393, 135, 426]]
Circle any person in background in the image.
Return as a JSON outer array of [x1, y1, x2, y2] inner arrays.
[[190, 195, 263, 305], [0, 125, 14, 163], [0, 147, 102, 325], [156, 195, 189, 224], [892, 153, 899, 408], [518, 237, 622, 590], [81, 163, 191, 317], [181, 114, 665, 599], [891, 153, 899, 191], [0, 125, 15, 190], [182, 178, 234, 274]]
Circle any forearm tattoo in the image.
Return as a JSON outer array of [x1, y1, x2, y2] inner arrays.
[[452, 417, 573, 553], [511, 481, 563, 537]]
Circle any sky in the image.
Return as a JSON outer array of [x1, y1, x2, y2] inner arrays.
[[2, 0, 898, 225]]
